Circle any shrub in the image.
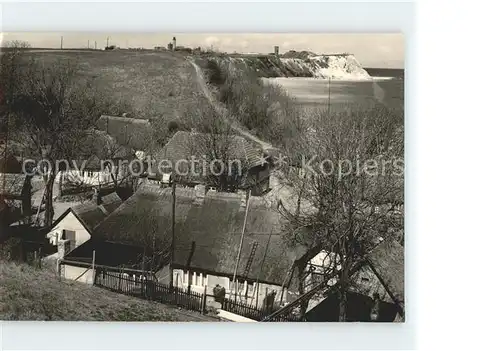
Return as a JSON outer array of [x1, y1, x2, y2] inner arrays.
[[205, 59, 227, 86], [203, 59, 304, 147], [167, 120, 179, 133], [0, 237, 22, 261]]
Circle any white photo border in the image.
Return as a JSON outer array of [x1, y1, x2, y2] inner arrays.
[[0, 1, 415, 350]]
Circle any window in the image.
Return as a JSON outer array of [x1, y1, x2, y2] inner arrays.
[[192, 272, 207, 287], [310, 272, 324, 286], [62, 230, 76, 251], [173, 271, 182, 287], [230, 279, 253, 298], [180, 270, 209, 287], [247, 282, 255, 296]]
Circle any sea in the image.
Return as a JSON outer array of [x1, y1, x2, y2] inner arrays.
[[263, 68, 404, 114]]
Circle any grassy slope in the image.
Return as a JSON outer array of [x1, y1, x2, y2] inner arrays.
[[27, 50, 207, 121], [0, 261, 217, 321]]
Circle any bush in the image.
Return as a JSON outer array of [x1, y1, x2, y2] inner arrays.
[[167, 120, 179, 133], [0, 237, 22, 261], [151, 117, 191, 147], [203, 59, 304, 147], [205, 59, 227, 86]]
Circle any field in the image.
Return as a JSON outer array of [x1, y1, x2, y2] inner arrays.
[[0, 260, 217, 321], [24, 50, 208, 121]]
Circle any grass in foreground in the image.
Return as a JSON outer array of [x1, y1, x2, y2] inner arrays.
[[0, 260, 218, 321]]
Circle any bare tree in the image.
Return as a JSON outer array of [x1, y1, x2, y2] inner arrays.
[[1, 41, 31, 169], [279, 104, 404, 321], [2, 47, 110, 226], [182, 100, 249, 192]]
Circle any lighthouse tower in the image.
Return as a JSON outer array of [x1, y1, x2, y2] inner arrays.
[[172, 37, 177, 51]]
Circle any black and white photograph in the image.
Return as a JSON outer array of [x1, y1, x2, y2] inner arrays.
[[0, 32, 404, 323]]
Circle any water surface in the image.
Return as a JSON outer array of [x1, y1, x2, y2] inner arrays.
[[263, 73, 404, 115]]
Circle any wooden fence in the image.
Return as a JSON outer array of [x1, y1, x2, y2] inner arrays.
[[221, 298, 302, 322], [93, 269, 301, 321], [94, 270, 205, 314]]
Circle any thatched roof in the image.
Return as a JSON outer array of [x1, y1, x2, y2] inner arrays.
[[0, 173, 30, 198], [65, 239, 149, 270], [92, 185, 306, 285], [154, 131, 265, 174], [74, 130, 136, 170], [72, 203, 107, 231], [52, 192, 123, 233], [96, 115, 153, 151], [101, 192, 122, 207]]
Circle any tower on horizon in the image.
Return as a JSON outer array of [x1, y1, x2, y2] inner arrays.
[[172, 37, 177, 51]]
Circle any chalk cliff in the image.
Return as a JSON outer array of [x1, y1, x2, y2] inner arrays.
[[205, 53, 371, 80]]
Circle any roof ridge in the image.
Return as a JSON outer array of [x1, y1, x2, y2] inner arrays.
[[72, 201, 100, 214], [240, 137, 249, 165], [99, 115, 150, 124]]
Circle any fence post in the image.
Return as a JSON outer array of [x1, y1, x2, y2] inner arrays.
[[119, 269, 123, 291], [201, 285, 207, 314], [152, 280, 156, 301], [38, 248, 42, 269], [141, 275, 144, 297], [175, 273, 179, 304], [91, 250, 96, 285], [148, 279, 152, 301]]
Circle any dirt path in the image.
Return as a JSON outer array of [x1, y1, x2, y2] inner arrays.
[[188, 59, 274, 151]]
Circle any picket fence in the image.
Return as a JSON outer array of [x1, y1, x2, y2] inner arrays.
[[93, 270, 301, 321], [94, 270, 205, 313]]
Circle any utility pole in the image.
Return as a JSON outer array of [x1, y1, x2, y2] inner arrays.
[[91, 250, 96, 283], [328, 77, 331, 116], [106, 37, 110, 48], [232, 189, 251, 302], [60, 36, 63, 49], [170, 180, 176, 287], [1, 103, 9, 214]]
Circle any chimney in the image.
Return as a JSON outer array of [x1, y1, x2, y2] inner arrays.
[[57, 239, 71, 258], [93, 188, 102, 205], [206, 187, 217, 197], [238, 190, 248, 210]]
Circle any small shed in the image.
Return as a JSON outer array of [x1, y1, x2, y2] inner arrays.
[[0, 173, 32, 223], [45, 192, 123, 254]]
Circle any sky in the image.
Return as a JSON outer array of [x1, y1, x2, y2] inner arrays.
[[1, 33, 404, 68]]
